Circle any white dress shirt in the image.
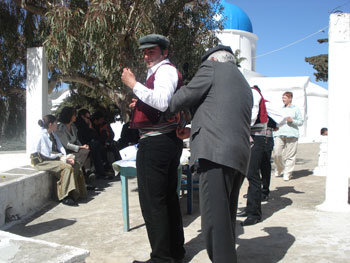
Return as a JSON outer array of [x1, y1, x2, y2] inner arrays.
[[251, 88, 261, 126], [133, 58, 179, 112]]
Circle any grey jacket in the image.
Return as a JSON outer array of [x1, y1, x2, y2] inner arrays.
[[169, 60, 253, 175], [56, 123, 82, 153]]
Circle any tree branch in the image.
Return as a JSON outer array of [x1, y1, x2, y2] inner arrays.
[[48, 73, 133, 121], [13, 0, 47, 16]]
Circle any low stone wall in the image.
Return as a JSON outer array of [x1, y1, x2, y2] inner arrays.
[[0, 230, 89, 262], [0, 166, 53, 228]]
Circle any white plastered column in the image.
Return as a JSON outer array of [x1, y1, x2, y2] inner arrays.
[[317, 13, 350, 212], [26, 47, 49, 155]]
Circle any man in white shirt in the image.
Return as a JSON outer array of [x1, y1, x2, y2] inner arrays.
[[238, 86, 268, 226], [121, 34, 185, 263]]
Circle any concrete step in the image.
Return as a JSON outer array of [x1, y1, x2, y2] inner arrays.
[[0, 230, 89, 263]]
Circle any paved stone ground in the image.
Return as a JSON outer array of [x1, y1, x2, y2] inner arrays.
[[4, 143, 350, 263]]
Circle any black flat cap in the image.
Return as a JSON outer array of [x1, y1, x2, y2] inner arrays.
[[139, 34, 170, 50], [201, 45, 233, 62]]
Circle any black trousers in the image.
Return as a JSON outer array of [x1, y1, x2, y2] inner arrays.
[[136, 131, 185, 263], [88, 139, 106, 176], [199, 159, 244, 263], [246, 135, 265, 220], [261, 136, 274, 197]]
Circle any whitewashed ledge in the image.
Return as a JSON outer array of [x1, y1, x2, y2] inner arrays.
[[0, 166, 53, 229], [0, 230, 89, 263]]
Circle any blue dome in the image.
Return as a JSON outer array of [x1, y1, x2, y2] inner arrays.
[[221, 1, 253, 33]]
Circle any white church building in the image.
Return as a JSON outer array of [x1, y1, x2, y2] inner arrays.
[[216, 0, 328, 141]]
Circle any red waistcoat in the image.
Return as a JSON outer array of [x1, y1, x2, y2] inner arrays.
[[129, 63, 183, 129], [251, 86, 268, 124]]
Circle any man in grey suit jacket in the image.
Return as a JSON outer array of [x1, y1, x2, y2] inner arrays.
[[168, 45, 253, 263]]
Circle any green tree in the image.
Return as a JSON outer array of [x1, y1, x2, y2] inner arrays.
[[305, 38, 328, 82], [0, 0, 43, 140], [8, 0, 224, 123]]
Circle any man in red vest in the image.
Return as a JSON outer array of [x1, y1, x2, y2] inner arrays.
[[238, 85, 268, 226], [121, 34, 185, 263]]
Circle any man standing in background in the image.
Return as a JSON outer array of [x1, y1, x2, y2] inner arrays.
[[274, 91, 303, 181], [240, 85, 268, 226]]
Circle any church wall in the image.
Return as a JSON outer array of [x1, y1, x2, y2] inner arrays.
[[216, 30, 257, 71], [306, 96, 328, 139]]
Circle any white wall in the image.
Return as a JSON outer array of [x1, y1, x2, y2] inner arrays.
[[216, 29, 258, 71], [305, 81, 329, 139]]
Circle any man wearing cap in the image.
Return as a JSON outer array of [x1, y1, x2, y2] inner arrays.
[[121, 34, 185, 263], [167, 45, 252, 263]]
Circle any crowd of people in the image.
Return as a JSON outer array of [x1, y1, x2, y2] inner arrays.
[[30, 33, 314, 263], [30, 108, 139, 206]]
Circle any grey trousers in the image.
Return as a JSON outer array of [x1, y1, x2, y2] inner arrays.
[[199, 159, 244, 263]]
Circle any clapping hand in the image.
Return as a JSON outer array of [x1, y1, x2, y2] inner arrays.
[[121, 68, 137, 89]]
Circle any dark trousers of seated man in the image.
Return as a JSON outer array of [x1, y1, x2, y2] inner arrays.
[[261, 136, 274, 199], [136, 131, 185, 263], [199, 159, 244, 263], [88, 139, 106, 176], [246, 135, 266, 220]]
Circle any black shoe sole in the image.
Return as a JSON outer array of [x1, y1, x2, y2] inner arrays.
[[241, 218, 261, 226]]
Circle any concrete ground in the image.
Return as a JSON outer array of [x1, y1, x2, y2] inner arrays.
[[2, 143, 350, 263]]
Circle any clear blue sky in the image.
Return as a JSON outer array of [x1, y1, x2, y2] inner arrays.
[[226, 0, 350, 90]]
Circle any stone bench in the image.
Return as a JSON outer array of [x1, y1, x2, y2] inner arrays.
[[0, 167, 90, 262], [0, 166, 54, 228]]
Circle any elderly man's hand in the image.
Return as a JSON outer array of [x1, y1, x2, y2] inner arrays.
[[176, 127, 191, 140], [121, 68, 137, 89]]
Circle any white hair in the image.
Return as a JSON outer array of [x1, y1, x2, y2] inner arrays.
[[207, 50, 236, 63]]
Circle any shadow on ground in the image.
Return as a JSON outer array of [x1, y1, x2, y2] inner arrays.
[[6, 202, 75, 238], [238, 186, 304, 223], [79, 175, 121, 203], [292, 169, 313, 180], [237, 226, 295, 263], [261, 186, 304, 221], [183, 231, 205, 263], [9, 218, 76, 238], [7, 175, 121, 237]]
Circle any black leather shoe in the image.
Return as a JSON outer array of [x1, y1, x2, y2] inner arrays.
[[86, 184, 96, 190], [132, 260, 151, 263], [261, 194, 269, 202], [243, 194, 248, 198], [236, 209, 247, 217], [62, 198, 78, 206], [241, 217, 261, 226]]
